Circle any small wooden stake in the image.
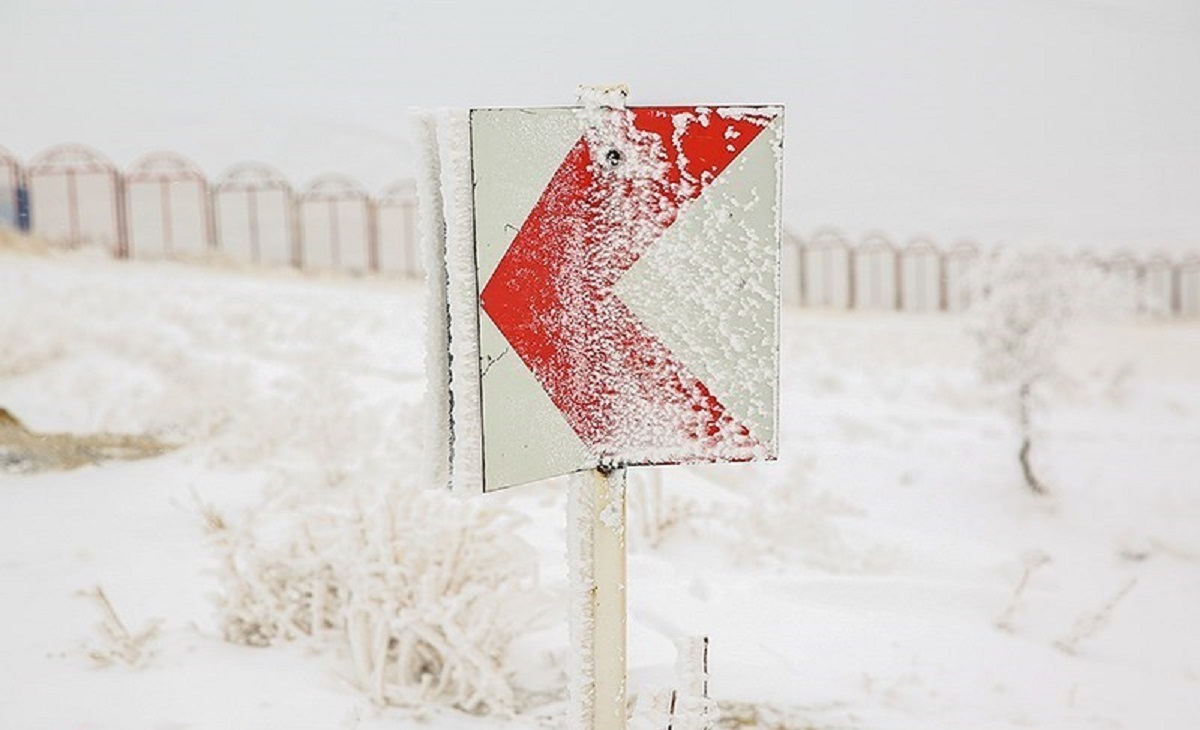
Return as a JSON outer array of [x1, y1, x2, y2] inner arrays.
[[568, 467, 628, 730]]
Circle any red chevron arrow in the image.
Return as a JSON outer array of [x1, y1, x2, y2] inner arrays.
[[480, 106, 774, 463]]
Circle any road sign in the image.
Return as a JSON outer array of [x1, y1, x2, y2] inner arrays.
[[418, 99, 784, 730], [438, 104, 783, 492]]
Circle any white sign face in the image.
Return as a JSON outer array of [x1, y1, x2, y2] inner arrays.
[[469, 105, 783, 491]]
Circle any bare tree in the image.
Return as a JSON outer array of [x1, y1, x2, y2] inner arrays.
[[968, 246, 1108, 495]]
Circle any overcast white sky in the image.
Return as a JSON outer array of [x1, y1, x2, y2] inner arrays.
[[3, 0, 1199, 251]]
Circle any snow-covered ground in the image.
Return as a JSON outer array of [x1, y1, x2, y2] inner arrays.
[[2, 246, 1199, 729]]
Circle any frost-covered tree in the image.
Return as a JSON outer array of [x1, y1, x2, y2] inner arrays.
[[967, 245, 1119, 495]]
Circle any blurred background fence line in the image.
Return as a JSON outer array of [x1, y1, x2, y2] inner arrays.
[[0, 142, 420, 278], [2, 142, 1197, 318], [781, 229, 1200, 317]]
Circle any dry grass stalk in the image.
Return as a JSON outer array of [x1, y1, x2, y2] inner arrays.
[[1054, 578, 1138, 655], [82, 585, 162, 668], [995, 551, 1051, 632]]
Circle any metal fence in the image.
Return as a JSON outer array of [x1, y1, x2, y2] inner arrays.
[[0, 143, 419, 277], [2, 143, 1197, 318], [784, 228, 1200, 318]]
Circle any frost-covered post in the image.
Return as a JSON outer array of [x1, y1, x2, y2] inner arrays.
[[568, 465, 628, 730], [565, 84, 633, 730]]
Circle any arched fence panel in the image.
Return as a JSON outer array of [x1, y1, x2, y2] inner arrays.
[[780, 229, 803, 306], [375, 182, 419, 277], [213, 164, 295, 267], [851, 234, 899, 310], [298, 176, 374, 273], [0, 147, 21, 230], [1104, 253, 1144, 316], [799, 230, 852, 309], [125, 152, 211, 259], [1141, 257, 1175, 316], [1180, 259, 1200, 318], [944, 243, 980, 312], [899, 238, 943, 312], [26, 145, 124, 254]]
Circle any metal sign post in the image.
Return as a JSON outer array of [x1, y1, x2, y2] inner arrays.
[[568, 466, 628, 730]]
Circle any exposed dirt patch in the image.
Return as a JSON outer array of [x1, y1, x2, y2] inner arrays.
[[0, 408, 176, 473]]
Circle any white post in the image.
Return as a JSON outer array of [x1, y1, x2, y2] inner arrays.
[[567, 467, 628, 730], [569, 83, 631, 730]]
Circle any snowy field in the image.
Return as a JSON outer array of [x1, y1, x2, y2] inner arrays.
[[2, 245, 1199, 729]]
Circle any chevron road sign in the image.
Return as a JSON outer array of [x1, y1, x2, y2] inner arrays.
[[466, 104, 782, 492]]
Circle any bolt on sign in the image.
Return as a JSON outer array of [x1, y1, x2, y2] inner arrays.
[[422, 103, 783, 493]]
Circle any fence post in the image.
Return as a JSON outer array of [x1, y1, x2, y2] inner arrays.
[[938, 252, 948, 312], [17, 178, 30, 233], [893, 248, 903, 312], [289, 191, 302, 268], [201, 179, 215, 252], [210, 187, 223, 253], [247, 187, 262, 263], [847, 246, 857, 310], [1171, 264, 1182, 316], [367, 199, 380, 273], [1136, 264, 1147, 315], [114, 170, 130, 258], [327, 197, 340, 269], [65, 168, 80, 245]]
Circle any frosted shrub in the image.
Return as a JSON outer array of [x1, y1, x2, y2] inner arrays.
[[206, 478, 541, 715]]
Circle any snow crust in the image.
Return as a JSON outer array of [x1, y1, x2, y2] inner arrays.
[[565, 470, 598, 730], [598, 474, 626, 535], [412, 110, 452, 491], [576, 84, 628, 112]]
